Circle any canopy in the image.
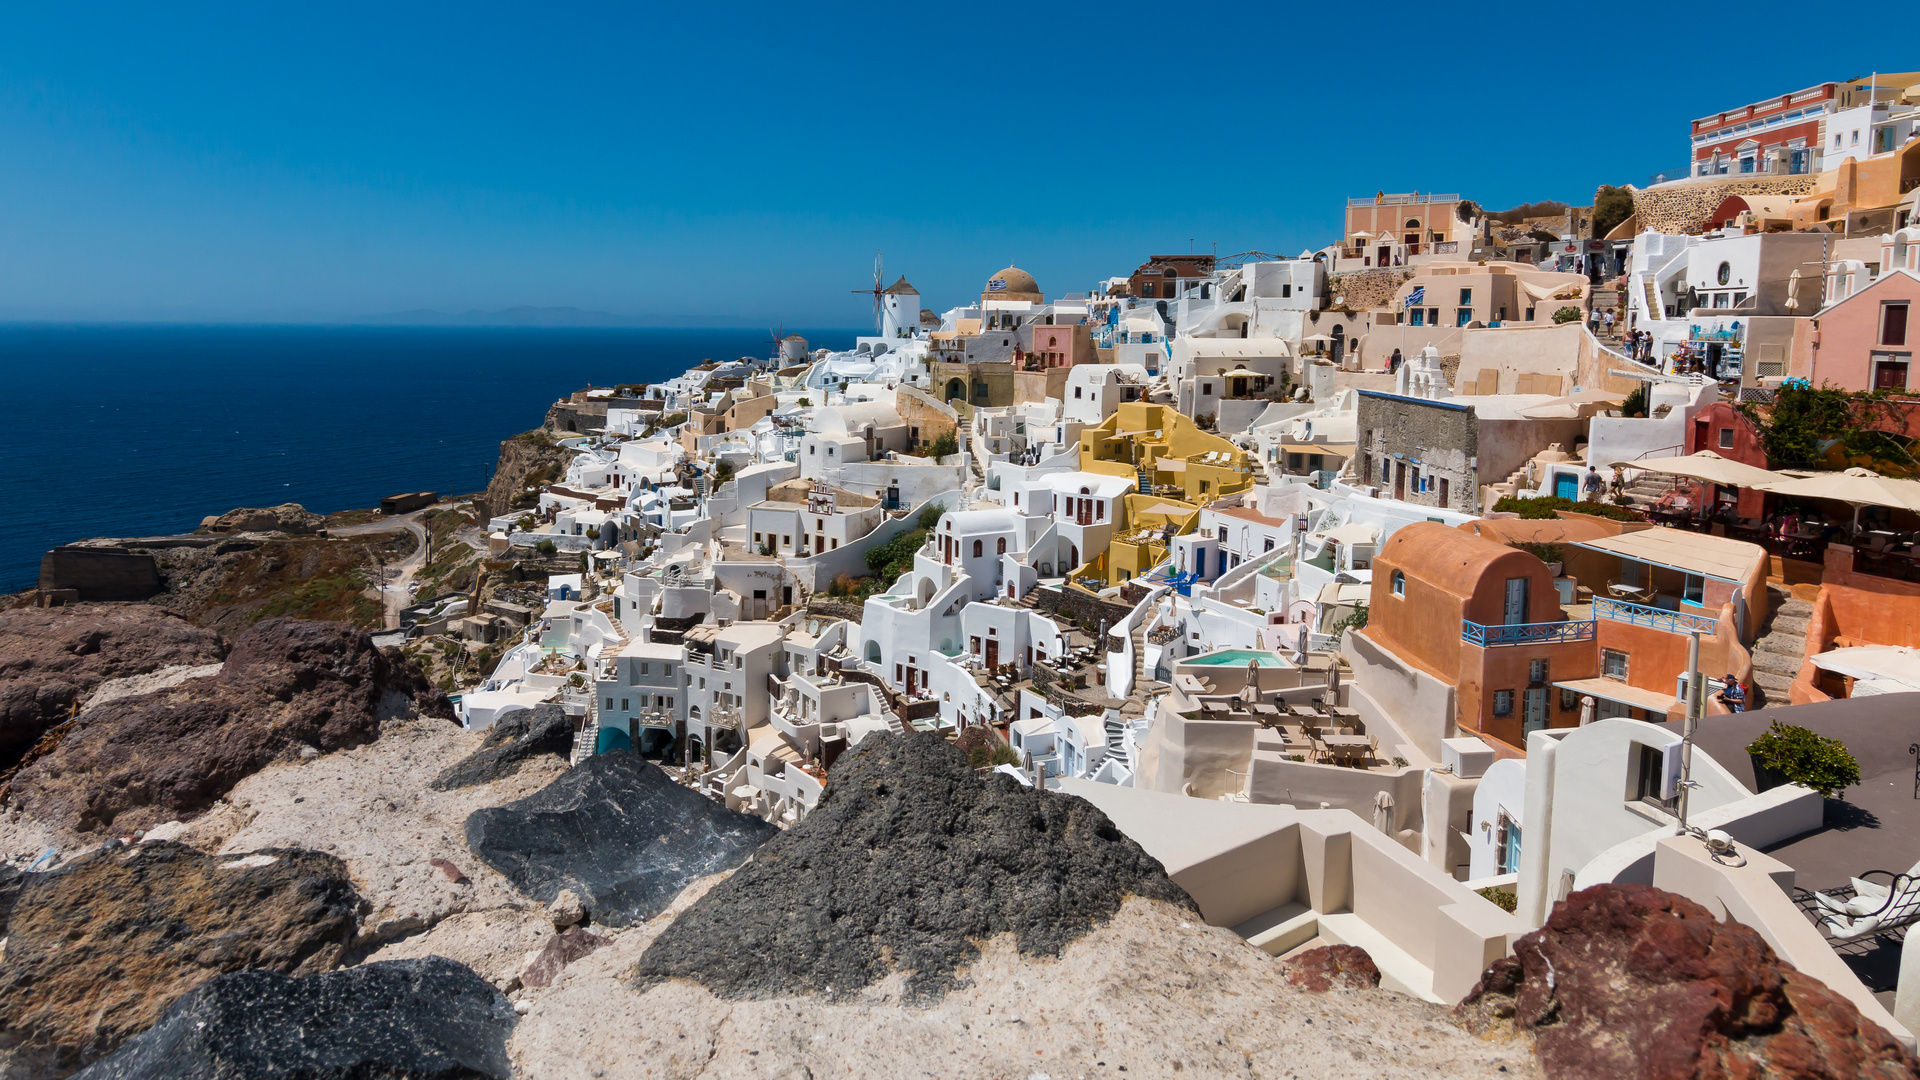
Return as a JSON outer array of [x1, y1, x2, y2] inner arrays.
[[1520, 390, 1628, 419], [1300, 334, 1336, 343], [1576, 529, 1767, 582], [1808, 646, 1920, 691], [1319, 523, 1379, 545], [1758, 468, 1920, 513], [1611, 450, 1784, 488]]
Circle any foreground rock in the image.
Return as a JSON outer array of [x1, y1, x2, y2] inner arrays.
[[1458, 883, 1919, 1080], [431, 705, 573, 791], [202, 503, 325, 535], [509, 888, 1542, 1079], [466, 752, 776, 928], [72, 957, 515, 1080], [0, 605, 225, 770], [176, 709, 564, 947], [9, 618, 448, 835], [0, 841, 361, 1078], [633, 731, 1196, 1003]]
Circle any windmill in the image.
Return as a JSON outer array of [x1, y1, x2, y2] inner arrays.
[[849, 251, 884, 334], [766, 321, 785, 365]]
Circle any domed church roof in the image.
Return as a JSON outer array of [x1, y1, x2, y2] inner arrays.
[[984, 266, 1040, 296]]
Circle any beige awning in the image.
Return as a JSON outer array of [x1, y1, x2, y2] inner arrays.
[[1554, 678, 1678, 714], [1758, 468, 1920, 513], [1808, 646, 1920, 689], [1575, 529, 1767, 582], [1611, 450, 1784, 488], [1319, 523, 1378, 545]]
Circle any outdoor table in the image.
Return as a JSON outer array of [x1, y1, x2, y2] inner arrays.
[[1321, 734, 1371, 766], [1250, 704, 1283, 726], [1287, 704, 1320, 719]]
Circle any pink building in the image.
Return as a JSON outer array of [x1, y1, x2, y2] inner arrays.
[[1810, 268, 1918, 392]]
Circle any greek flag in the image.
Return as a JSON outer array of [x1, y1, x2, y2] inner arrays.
[[987, 279, 1007, 292], [1405, 286, 1424, 308]]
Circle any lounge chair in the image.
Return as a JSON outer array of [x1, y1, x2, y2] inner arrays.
[[1815, 865, 1920, 940]]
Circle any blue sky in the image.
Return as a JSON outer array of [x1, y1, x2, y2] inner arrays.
[[0, 4, 1907, 325]]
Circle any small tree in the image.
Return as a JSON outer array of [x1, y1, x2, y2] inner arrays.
[[1551, 306, 1581, 325], [916, 501, 946, 530], [1747, 722, 1861, 798], [926, 430, 959, 459], [1591, 184, 1635, 240], [535, 539, 557, 556], [796, 397, 812, 407], [714, 460, 735, 484]]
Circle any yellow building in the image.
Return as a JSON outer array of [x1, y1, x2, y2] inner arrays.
[[1065, 403, 1254, 588]]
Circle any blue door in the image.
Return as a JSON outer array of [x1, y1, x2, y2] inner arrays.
[[1195, 550, 1207, 578], [1554, 473, 1578, 500]]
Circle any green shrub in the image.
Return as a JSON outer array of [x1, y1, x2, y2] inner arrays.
[[926, 430, 959, 459], [535, 539, 557, 556], [714, 460, 734, 484], [1492, 495, 1645, 523], [916, 501, 946, 531], [1477, 887, 1518, 912], [796, 397, 812, 407], [1551, 306, 1581, 325], [1514, 541, 1564, 564], [1747, 721, 1861, 798]]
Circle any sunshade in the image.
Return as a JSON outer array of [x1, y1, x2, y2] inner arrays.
[[1808, 647, 1920, 690], [1758, 468, 1920, 514], [1611, 450, 1783, 487]]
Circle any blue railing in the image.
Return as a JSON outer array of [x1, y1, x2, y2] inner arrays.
[[1593, 598, 1718, 635], [1461, 619, 1596, 647]]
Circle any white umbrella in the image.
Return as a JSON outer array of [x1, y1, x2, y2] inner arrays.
[[1757, 467, 1920, 530], [1611, 450, 1784, 488]]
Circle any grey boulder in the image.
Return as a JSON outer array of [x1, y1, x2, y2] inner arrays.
[[430, 704, 574, 791]]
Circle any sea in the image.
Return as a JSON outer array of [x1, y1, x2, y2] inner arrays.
[[0, 323, 860, 590]]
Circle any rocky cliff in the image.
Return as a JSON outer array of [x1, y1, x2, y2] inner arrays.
[[481, 430, 572, 521]]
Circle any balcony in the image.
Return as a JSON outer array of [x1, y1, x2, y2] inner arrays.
[[1460, 619, 1596, 647], [1593, 597, 1719, 635]]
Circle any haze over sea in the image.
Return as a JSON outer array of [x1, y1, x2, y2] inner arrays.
[[0, 324, 858, 589]]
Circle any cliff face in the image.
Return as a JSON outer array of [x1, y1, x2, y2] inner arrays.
[[482, 431, 572, 522]]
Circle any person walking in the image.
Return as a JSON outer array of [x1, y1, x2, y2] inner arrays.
[[1588, 307, 1602, 334], [1583, 465, 1604, 502], [1609, 465, 1627, 504], [1602, 309, 1615, 337]]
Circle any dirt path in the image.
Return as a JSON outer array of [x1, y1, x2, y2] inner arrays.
[[331, 512, 433, 629]]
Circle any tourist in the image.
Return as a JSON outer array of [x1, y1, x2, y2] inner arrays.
[[1717, 674, 1746, 713], [1583, 466, 1603, 501], [1609, 466, 1627, 504], [1602, 310, 1615, 336]]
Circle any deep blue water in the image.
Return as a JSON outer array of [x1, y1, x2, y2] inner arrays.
[[0, 324, 859, 589]]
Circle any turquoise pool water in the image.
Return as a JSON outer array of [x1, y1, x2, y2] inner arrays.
[[1187, 649, 1291, 667]]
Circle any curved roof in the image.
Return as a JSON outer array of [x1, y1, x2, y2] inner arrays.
[[1376, 521, 1529, 601], [883, 276, 919, 295], [984, 266, 1041, 299]]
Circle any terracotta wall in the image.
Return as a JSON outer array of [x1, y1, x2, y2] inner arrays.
[[1790, 567, 1920, 704], [1459, 639, 1599, 746]]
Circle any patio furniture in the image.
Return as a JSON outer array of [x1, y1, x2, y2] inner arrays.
[[1322, 733, 1371, 767], [1307, 732, 1329, 763], [1814, 867, 1920, 940]]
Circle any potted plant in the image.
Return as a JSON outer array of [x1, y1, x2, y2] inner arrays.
[[1746, 722, 1860, 798]]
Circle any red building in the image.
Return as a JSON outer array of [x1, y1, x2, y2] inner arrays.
[[1690, 84, 1836, 178]]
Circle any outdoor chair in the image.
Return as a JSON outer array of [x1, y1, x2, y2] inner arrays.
[[1307, 732, 1329, 764], [1815, 865, 1920, 940]]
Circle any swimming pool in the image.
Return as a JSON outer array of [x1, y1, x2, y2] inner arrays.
[[1186, 648, 1291, 667]]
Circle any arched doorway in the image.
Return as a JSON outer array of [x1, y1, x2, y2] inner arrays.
[[636, 726, 675, 759], [596, 726, 633, 755], [945, 378, 966, 402], [865, 640, 882, 663]]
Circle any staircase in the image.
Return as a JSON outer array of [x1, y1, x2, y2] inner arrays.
[[572, 709, 599, 765], [1618, 470, 1683, 511], [1747, 587, 1812, 707]]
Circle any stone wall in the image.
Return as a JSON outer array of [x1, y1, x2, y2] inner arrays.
[[39, 547, 163, 601], [1354, 392, 1477, 511], [893, 385, 958, 451], [1632, 176, 1819, 235], [1029, 584, 1133, 635], [1326, 269, 1409, 311]]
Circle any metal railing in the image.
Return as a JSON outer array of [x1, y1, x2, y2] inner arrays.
[[1461, 619, 1596, 647], [1593, 597, 1718, 635]]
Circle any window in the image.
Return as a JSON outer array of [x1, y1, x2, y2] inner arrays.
[[1883, 302, 1910, 347], [1282, 283, 1292, 298], [621, 698, 629, 711], [1683, 574, 1704, 605], [605, 697, 614, 710], [1202, 382, 1213, 396], [1458, 287, 1472, 305], [972, 539, 983, 558], [1493, 690, 1514, 717], [1603, 649, 1629, 680], [1529, 659, 1549, 684], [753, 532, 762, 545], [996, 537, 1006, 555], [1199, 480, 1209, 494], [639, 662, 650, 675], [1095, 502, 1104, 521], [1718, 428, 1734, 449], [1391, 570, 1406, 597], [1495, 812, 1521, 875], [1074, 387, 1083, 398], [1264, 537, 1275, 552], [1408, 308, 1425, 327], [1716, 261, 1731, 286], [1559, 687, 1579, 712], [1634, 743, 1676, 808]]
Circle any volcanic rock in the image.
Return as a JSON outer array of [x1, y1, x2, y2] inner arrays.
[[1457, 883, 1920, 1080], [1285, 944, 1382, 992], [631, 731, 1197, 1003], [0, 840, 361, 1078], [0, 605, 226, 770], [519, 927, 610, 990], [8, 618, 450, 835], [70, 957, 515, 1080], [465, 752, 776, 928], [430, 705, 573, 791], [203, 503, 324, 535]]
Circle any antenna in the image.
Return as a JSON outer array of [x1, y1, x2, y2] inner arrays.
[[849, 251, 884, 334]]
